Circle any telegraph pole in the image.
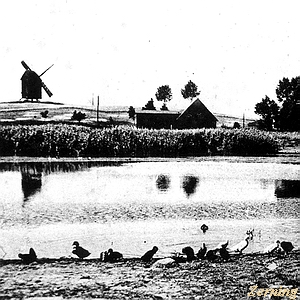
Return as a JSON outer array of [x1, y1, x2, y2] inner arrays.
[[97, 95, 99, 124]]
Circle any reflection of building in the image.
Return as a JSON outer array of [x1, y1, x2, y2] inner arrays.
[[21, 164, 42, 200], [136, 99, 217, 129], [275, 180, 300, 198]]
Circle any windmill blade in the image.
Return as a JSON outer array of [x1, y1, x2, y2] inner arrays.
[[21, 60, 31, 71], [40, 64, 54, 77], [41, 80, 53, 97]]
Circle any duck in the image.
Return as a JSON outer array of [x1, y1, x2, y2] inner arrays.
[[280, 241, 294, 254], [182, 246, 197, 262], [196, 243, 207, 260], [228, 235, 250, 254], [18, 248, 37, 264], [263, 240, 281, 254], [219, 244, 230, 261], [106, 248, 123, 262], [141, 246, 158, 262], [72, 241, 91, 259], [200, 224, 208, 233], [205, 249, 219, 261]]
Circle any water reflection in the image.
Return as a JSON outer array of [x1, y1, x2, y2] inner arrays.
[[156, 174, 171, 191], [182, 175, 199, 197], [21, 164, 42, 201], [275, 180, 300, 198]]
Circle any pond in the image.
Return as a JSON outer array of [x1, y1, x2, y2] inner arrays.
[[0, 157, 299, 259]]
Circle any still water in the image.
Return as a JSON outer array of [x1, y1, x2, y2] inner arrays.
[[0, 157, 299, 259]]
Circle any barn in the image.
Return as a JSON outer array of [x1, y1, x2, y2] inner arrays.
[[136, 99, 217, 129], [135, 110, 180, 129], [176, 99, 218, 129]]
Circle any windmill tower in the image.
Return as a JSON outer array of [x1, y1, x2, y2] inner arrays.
[[20, 61, 53, 101]]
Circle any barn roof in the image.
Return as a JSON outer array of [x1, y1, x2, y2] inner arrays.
[[136, 109, 181, 115], [177, 98, 218, 121]]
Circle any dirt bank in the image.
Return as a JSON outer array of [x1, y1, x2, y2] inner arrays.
[[0, 251, 299, 299]]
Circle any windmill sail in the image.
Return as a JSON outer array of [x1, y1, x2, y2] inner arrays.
[[41, 81, 53, 97]]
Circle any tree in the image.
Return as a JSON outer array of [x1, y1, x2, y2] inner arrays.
[[181, 80, 200, 101], [128, 106, 136, 120], [254, 96, 279, 130], [71, 110, 86, 122], [155, 85, 172, 104], [275, 77, 300, 131], [254, 76, 300, 131]]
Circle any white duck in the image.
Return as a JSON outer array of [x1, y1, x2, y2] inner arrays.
[[215, 240, 229, 250], [228, 235, 250, 254]]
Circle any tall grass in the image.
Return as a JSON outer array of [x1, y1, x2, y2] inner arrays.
[[0, 124, 281, 157]]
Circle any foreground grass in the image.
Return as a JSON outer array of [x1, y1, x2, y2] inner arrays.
[[0, 124, 284, 157]]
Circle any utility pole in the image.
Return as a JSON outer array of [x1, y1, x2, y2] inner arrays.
[[243, 113, 245, 128], [97, 95, 99, 124]]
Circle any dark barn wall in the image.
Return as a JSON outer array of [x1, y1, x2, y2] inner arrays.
[[136, 112, 179, 129]]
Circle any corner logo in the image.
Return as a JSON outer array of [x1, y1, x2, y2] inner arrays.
[[248, 285, 298, 300]]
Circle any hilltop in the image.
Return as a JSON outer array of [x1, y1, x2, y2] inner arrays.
[[0, 101, 257, 128]]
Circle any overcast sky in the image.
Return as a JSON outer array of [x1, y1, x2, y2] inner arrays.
[[1, 0, 299, 118]]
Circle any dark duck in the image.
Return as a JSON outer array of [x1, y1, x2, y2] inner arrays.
[[219, 244, 230, 261], [281, 241, 294, 254], [72, 241, 91, 259], [200, 224, 208, 233], [182, 246, 197, 262], [205, 249, 219, 261], [196, 243, 207, 260], [106, 248, 123, 262], [18, 248, 37, 264], [141, 246, 158, 262]]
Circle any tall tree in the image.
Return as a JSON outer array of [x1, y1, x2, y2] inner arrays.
[[275, 77, 300, 131], [254, 96, 279, 130], [181, 80, 200, 101], [155, 85, 172, 103], [254, 76, 300, 131]]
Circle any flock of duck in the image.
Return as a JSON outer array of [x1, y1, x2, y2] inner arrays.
[[17, 225, 295, 264]]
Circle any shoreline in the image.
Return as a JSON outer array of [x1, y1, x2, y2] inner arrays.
[[0, 251, 299, 299]]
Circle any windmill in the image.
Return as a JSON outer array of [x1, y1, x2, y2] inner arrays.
[[20, 61, 54, 101]]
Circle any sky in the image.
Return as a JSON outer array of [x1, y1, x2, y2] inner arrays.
[[1, 0, 300, 118]]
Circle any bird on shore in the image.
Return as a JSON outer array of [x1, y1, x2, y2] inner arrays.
[[196, 243, 207, 260], [219, 244, 230, 261], [141, 246, 158, 262], [18, 248, 37, 264], [106, 248, 123, 262], [263, 240, 281, 254], [205, 249, 219, 261], [281, 241, 294, 254], [200, 224, 208, 233], [182, 246, 197, 262], [228, 235, 250, 254], [72, 241, 90, 259]]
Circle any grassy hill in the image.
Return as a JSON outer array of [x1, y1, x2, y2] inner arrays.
[[0, 101, 257, 128]]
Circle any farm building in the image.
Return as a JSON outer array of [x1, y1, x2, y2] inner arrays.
[[136, 110, 180, 129], [136, 99, 218, 129]]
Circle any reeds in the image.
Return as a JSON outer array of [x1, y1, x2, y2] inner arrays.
[[0, 124, 282, 157]]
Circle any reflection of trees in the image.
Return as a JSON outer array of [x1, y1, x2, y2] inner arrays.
[[275, 180, 300, 198], [156, 174, 171, 191], [182, 175, 199, 197], [21, 164, 42, 201]]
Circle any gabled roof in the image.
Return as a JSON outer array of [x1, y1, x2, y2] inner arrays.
[[177, 98, 218, 121]]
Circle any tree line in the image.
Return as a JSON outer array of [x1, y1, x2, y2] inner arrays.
[[255, 76, 300, 131]]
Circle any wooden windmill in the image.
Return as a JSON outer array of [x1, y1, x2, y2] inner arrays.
[[20, 60, 54, 101]]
